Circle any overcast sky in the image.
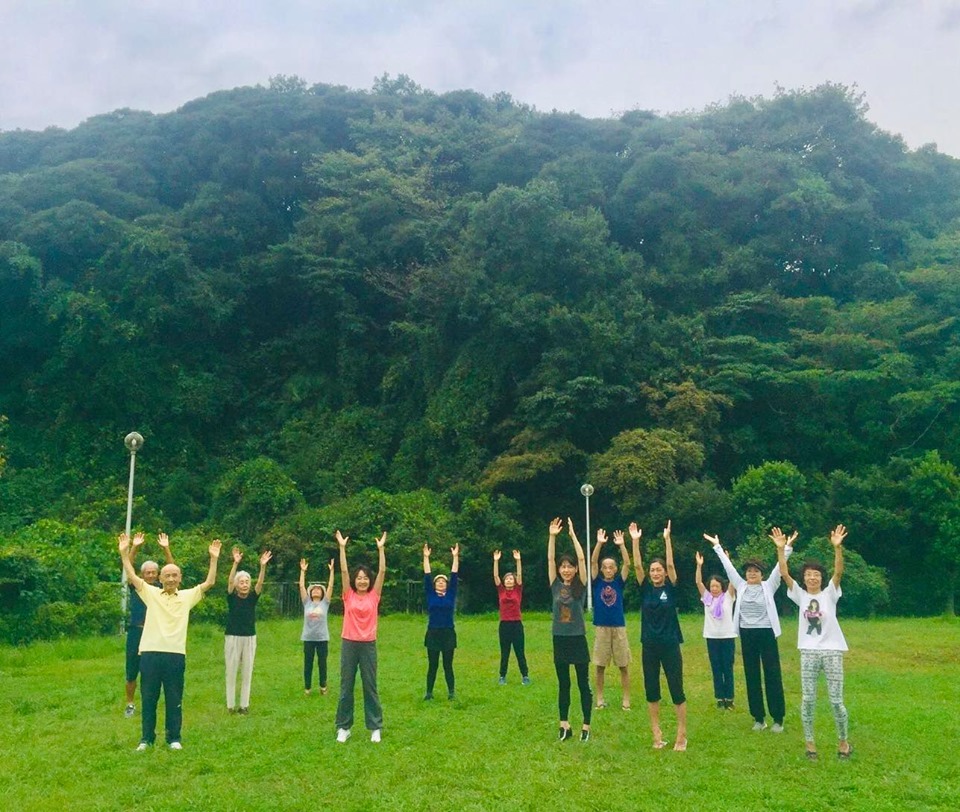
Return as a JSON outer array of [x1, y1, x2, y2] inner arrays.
[[2, 0, 959, 156]]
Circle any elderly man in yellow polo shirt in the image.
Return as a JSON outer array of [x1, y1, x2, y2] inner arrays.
[[119, 532, 222, 751]]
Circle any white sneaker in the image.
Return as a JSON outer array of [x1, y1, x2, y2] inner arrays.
[[169, 741, 183, 750], [135, 742, 150, 752], [752, 721, 768, 731], [370, 729, 381, 743], [124, 704, 136, 718], [770, 723, 784, 733], [336, 728, 351, 743]]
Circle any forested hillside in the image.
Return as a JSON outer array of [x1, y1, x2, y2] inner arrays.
[[2, 76, 960, 639]]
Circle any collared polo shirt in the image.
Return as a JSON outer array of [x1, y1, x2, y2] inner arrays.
[[136, 583, 205, 655]]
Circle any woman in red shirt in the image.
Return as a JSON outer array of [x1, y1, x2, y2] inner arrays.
[[493, 549, 530, 685]]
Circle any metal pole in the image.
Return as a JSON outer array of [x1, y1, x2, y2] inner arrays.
[[121, 432, 144, 635], [581, 483, 594, 613]]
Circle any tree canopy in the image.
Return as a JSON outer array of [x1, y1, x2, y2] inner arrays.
[[2, 77, 959, 637]]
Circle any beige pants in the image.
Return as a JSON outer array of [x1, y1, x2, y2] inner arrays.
[[225, 635, 257, 709]]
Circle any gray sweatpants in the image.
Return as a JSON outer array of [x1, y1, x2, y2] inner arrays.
[[336, 639, 383, 731]]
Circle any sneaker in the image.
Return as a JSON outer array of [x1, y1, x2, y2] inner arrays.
[[447, 691, 456, 701], [169, 742, 182, 751], [336, 728, 351, 743], [725, 701, 735, 710], [558, 726, 573, 742], [125, 704, 136, 718], [370, 729, 381, 743], [770, 722, 784, 733], [580, 728, 590, 742], [716, 700, 725, 710], [498, 676, 507, 686], [752, 721, 768, 731], [135, 742, 150, 752], [320, 686, 328, 695], [423, 692, 433, 701], [522, 676, 531, 686], [238, 707, 249, 715], [228, 707, 237, 714]]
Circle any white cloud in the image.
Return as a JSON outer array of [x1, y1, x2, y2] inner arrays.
[[0, 0, 958, 155]]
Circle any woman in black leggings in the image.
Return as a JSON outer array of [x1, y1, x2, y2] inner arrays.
[[547, 517, 592, 742]]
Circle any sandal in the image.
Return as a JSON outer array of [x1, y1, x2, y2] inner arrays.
[[652, 739, 668, 749], [673, 739, 687, 752], [837, 744, 853, 760], [595, 701, 608, 709], [805, 749, 819, 760]]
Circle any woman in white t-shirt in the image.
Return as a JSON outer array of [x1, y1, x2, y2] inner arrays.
[[694, 551, 737, 709], [772, 525, 852, 761]]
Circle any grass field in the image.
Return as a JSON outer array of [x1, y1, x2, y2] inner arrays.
[[1, 613, 957, 812]]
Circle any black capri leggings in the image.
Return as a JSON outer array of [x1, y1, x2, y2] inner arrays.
[[641, 641, 686, 705]]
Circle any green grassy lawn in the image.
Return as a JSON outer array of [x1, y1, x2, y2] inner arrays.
[[1, 613, 957, 811]]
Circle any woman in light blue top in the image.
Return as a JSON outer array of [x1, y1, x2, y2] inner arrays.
[[299, 557, 334, 695]]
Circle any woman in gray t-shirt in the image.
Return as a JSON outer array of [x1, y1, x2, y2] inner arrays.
[[548, 517, 593, 742], [299, 558, 334, 695]]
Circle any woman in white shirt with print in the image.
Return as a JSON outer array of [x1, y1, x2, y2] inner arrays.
[[772, 524, 852, 761]]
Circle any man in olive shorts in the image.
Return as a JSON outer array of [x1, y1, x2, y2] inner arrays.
[[591, 528, 632, 710]]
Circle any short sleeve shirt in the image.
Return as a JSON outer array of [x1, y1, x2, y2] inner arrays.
[[640, 580, 683, 645], [787, 581, 848, 652], [592, 574, 626, 627], [551, 579, 586, 636], [225, 591, 260, 636]]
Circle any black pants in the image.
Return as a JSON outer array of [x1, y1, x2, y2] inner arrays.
[[426, 648, 455, 694], [498, 620, 529, 678], [139, 651, 185, 744], [303, 640, 328, 690], [641, 641, 686, 704], [739, 627, 785, 724], [555, 662, 592, 724], [706, 638, 736, 700]]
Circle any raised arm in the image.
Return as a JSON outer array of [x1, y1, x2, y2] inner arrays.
[[336, 531, 350, 594], [373, 532, 387, 595], [770, 527, 795, 590], [694, 551, 705, 597], [298, 558, 308, 602], [118, 533, 144, 591], [450, 543, 460, 574], [157, 532, 175, 565], [704, 533, 746, 590], [591, 528, 606, 581], [830, 524, 847, 587], [227, 546, 241, 594], [423, 544, 432, 575], [255, 550, 271, 595], [199, 539, 222, 592], [664, 520, 677, 585], [513, 549, 522, 585], [547, 517, 562, 584], [493, 550, 502, 587], [613, 530, 631, 580], [567, 517, 587, 585], [326, 558, 335, 598], [128, 531, 145, 568], [630, 522, 644, 584]]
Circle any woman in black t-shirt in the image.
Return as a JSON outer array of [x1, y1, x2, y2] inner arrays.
[[631, 520, 687, 752]]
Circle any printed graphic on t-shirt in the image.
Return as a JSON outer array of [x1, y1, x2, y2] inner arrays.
[[803, 599, 823, 636], [599, 582, 618, 608], [558, 584, 574, 623]]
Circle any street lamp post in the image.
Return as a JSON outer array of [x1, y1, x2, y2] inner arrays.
[[120, 432, 144, 634], [580, 483, 594, 613]]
